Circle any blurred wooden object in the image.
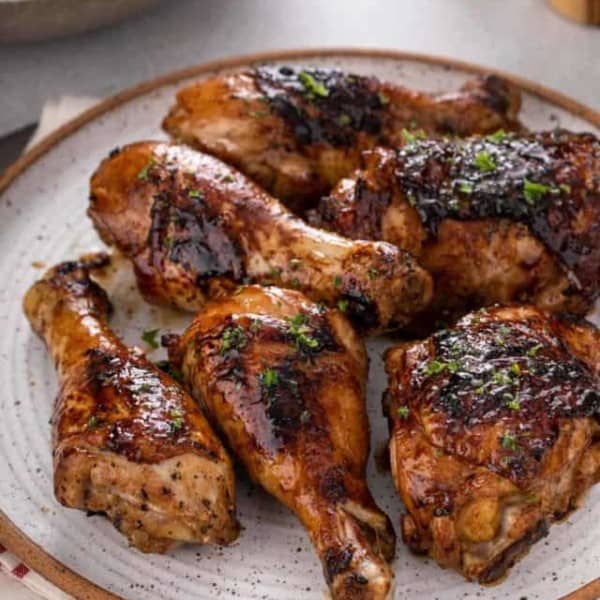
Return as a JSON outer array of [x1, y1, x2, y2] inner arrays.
[[549, 0, 600, 24]]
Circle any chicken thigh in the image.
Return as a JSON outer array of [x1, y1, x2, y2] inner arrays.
[[313, 130, 600, 324], [167, 285, 396, 599], [23, 256, 239, 552], [163, 65, 522, 210], [89, 141, 432, 333], [384, 305, 600, 583]]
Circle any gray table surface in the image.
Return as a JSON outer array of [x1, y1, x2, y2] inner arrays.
[[1, 0, 599, 140]]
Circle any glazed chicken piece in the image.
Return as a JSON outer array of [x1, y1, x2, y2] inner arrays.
[[166, 285, 396, 599], [313, 130, 600, 324], [163, 65, 522, 211], [89, 141, 432, 334], [384, 305, 600, 583], [22, 256, 239, 553]]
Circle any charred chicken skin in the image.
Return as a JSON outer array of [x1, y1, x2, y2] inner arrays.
[[162, 65, 522, 211], [89, 141, 432, 333], [167, 285, 396, 600], [313, 130, 600, 322], [384, 305, 600, 583], [22, 256, 239, 553]]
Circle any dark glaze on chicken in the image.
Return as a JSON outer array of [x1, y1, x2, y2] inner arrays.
[[22, 256, 239, 552], [88, 141, 433, 333], [163, 65, 522, 210], [313, 130, 600, 323], [384, 305, 600, 583], [167, 285, 396, 600]]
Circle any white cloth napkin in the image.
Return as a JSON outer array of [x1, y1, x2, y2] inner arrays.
[[1, 96, 101, 600]]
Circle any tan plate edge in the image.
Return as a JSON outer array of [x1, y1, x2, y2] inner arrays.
[[0, 47, 599, 599]]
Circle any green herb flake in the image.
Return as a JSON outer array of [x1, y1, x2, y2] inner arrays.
[[458, 181, 473, 195], [368, 268, 379, 280], [137, 159, 155, 181], [401, 128, 426, 144], [249, 110, 269, 118], [87, 415, 101, 429], [527, 343, 543, 357], [510, 363, 521, 376], [424, 360, 460, 378], [473, 151, 497, 172], [289, 258, 303, 271], [434, 448, 444, 457], [221, 174, 234, 183], [333, 275, 342, 288], [269, 266, 282, 279], [188, 189, 204, 199], [338, 299, 349, 312], [249, 319, 262, 333], [523, 178, 552, 205], [260, 368, 279, 388], [169, 411, 184, 432], [378, 91, 390, 105], [338, 114, 352, 126], [396, 405, 410, 419], [559, 183, 572, 194], [220, 325, 247, 354], [501, 432, 518, 451], [505, 396, 521, 411], [298, 71, 329, 98], [155, 360, 183, 383], [486, 129, 507, 143], [141, 328, 160, 349]]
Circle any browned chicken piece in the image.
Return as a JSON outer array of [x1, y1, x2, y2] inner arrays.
[[384, 305, 600, 583], [162, 65, 522, 211], [313, 130, 600, 325], [22, 256, 239, 553], [89, 141, 432, 334], [166, 285, 396, 600]]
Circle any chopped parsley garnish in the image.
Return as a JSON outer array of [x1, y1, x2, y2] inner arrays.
[[338, 299, 349, 312], [260, 368, 279, 388], [486, 129, 507, 143], [333, 275, 342, 288], [221, 174, 234, 183], [501, 432, 518, 451], [288, 313, 319, 351], [505, 395, 521, 411], [368, 268, 379, 280], [401, 128, 426, 144], [289, 258, 303, 271], [424, 360, 460, 378], [396, 405, 410, 419], [492, 370, 512, 386], [458, 181, 473, 195], [141, 328, 160, 349], [511, 363, 521, 376], [523, 178, 552, 205], [249, 110, 269, 118], [87, 415, 101, 429], [338, 114, 352, 126], [269, 266, 282, 279], [559, 183, 572, 194], [527, 343, 543, 357], [220, 325, 247, 354], [249, 319, 262, 333], [155, 360, 183, 383], [188, 189, 204, 199], [169, 409, 184, 432], [298, 71, 329, 98], [378, 91, 390, 105], [473, 151, 497, 172], [137, 159, 155, 181]]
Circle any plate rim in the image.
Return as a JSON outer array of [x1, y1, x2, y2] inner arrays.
[[0, 47, 599, 600]]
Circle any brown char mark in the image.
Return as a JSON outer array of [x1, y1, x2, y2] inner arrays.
[[254, 65, 389, 147]]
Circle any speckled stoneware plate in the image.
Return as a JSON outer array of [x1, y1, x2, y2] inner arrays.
[[0, 50, 599, 600]]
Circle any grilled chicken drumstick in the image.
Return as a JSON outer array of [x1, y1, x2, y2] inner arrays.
[[89, 141, 432, 334], [313, 130, 600, 323], [163, 65, 522, 211], [384, 305, 600, 583], [23, 256, 239, 552], [166, 285, 396, 600]]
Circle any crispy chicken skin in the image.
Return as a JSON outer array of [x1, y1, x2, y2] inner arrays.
[[313, 130, 600, 323], [384, 305, 600, 583], [89, 141, 432, 333], [167, 285, 396, 599], [22, 256, 239, 552], [162, 65, 522, 210]]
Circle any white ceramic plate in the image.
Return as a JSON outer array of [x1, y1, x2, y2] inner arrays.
[[0, 50, 598, 600]]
